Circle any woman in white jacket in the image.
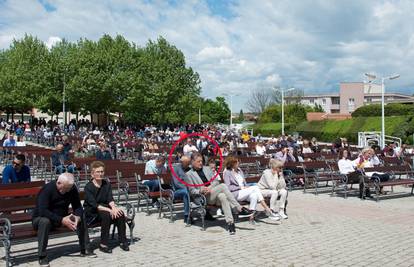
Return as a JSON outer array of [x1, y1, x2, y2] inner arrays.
[[257, 159, 288, 219]]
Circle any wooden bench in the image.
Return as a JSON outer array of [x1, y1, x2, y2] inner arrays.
[[302, 161, 343, 195], [361, 165, 414, 201], [0, 182, 136, 267]]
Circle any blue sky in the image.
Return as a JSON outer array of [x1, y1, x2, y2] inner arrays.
[[1, 0, 413, 112]]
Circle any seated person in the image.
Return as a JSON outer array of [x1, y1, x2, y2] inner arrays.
[[352, 148, 390, 195], [185, 152, 253, 235], [172, 156, 191, 224], [32, 173, 95, 266], [338, 149, 366, 198], [257, 159, 288, 219], [51, 144, 75, 174], [83, 161, 129, 253], [273, 147, 296, 163], [223, 156, 279, 221], [143, 155, 167, 191], [2, 133, 17, 147], [255, 142, 266, 156], [301, 139, 313, 154], [95, 143, 112, 160], [2, 154, 31, 184]]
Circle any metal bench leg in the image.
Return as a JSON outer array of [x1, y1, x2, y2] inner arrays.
[[128, 220, 135, 244], [1, 239, 11, 267], [158, 200, 163, 219], [168, 202, 174, 223]]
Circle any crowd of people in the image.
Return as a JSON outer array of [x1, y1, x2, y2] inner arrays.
[[1, 118, 413, 266]]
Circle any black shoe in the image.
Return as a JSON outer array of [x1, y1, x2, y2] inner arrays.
[[120, 243, 130, 251], [228, 223, 236, 235], [204, 211, 216, 221], [153, 201, 160, 209], [80, 249, 97, 258], [184, 216, 193, 225], [238, 207, 254, 218], [99, 245, 112, 254], [38, 257, 50, 267]]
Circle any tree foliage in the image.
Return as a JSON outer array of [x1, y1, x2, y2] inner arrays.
[[0, 34, 210, 124]]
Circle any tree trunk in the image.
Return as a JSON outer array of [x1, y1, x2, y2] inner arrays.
[[21, 112, 24, 123], [11, 112, 14, 122], [6, 113, 9, 122]]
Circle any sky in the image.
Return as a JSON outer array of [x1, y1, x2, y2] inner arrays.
[[1, 0, 413, 112]]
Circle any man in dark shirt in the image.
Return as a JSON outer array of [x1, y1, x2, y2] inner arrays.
[[32, 173, 95, 266], [51, 144, 75, 174], [2, 154, 31, 184]]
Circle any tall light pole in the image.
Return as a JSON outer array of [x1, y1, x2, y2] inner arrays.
[[364, 73, 400, 149], [223, 93, 240, 127], [273, 87, 295, 136], [63, 71, 66, 125]]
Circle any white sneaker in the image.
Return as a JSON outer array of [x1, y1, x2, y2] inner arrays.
[[268, 212, 281, 221], [278, 211, 288, 219], [216, 208, 223, 216]]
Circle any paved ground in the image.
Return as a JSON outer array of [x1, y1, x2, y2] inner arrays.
[[4, 186, 414, 267]]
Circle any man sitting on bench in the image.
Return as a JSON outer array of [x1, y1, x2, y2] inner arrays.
[[2, 154, 31, 184], [185, 152, 253, 235], [32, 173, 95, 267]]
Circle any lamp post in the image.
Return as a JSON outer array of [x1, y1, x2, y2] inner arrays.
[[364, 73, 400, 149], [223, 93, 240, 127], [273, 87, 295, 136], [63, 71, 66, 125]]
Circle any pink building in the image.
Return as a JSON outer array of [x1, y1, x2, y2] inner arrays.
[[286, 82, 414, 114]]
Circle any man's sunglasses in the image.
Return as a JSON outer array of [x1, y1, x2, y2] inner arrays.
[[12, 161, 23, 167]]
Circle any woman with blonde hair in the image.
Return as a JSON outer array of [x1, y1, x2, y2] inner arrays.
[[258, 159, 288, 219], [223, 156, 279, 221]]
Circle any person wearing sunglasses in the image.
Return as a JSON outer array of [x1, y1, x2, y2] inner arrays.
[[2, 154, 31, 184]]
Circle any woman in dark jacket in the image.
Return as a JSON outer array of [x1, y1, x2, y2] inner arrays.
[[83, 161, 129, 253]]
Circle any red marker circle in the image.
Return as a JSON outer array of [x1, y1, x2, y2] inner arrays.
[[168, 132, 223, 187]]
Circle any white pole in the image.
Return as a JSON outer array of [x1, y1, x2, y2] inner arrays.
[[198, 107, 201, 124], [281, 88, 285, 136], [381, 77, 385, 149], [230, 95, 233, 126], [63, 72, 66, 125]]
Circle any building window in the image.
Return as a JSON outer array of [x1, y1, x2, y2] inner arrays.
[[331, 109, 340, 113], [365, 97, 372, 103], [310, 98, 314, 104], [331, 97, 340, 105], [322, 99, 326, 105], [348, 98, 355, 112]]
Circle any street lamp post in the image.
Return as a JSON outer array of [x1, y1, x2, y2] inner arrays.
[[274, 87, 295, 136], [223, 93, 240, 127], [365, 73, 400, 149], [63, 71, 66, 125]]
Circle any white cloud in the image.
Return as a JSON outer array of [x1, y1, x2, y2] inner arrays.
[[196, 46, 233, 61], [0, 0, 414, 112], [265, 74, 282, 85], [45, 36, 62, 49]]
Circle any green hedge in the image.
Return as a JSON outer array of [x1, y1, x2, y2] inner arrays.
[[253, 116, 414, 144], [352, 103, 414, 117]]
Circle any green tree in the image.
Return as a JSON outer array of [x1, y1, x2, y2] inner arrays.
[[0, 35, 49, 119], [122, 36, 201, 124], [238, 109, 244, 122]]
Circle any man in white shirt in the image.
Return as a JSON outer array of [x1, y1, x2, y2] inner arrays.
[[255, 142, 266, 156], [183, 138, 198, 156]]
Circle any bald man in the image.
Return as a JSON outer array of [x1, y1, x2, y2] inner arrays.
[[172, 156, 191, 224], [32, 173, 95, 266]]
